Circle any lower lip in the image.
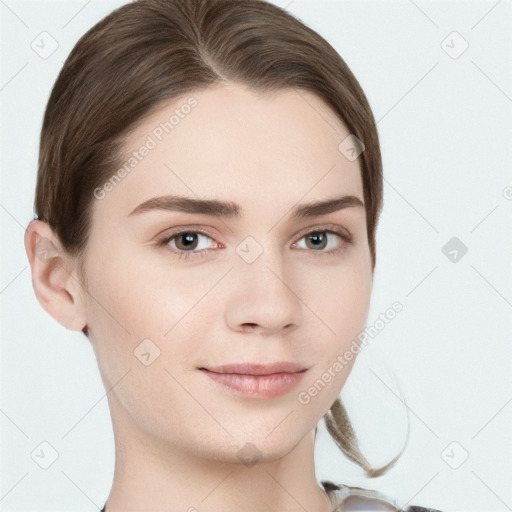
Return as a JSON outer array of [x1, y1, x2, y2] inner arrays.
[[200, 369, 306, 398]]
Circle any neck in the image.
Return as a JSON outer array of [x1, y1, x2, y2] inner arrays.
[[103, 397, 333, 512]]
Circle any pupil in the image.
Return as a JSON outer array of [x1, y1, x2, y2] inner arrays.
[[178, 233, 197, 250], [307, 232, 327, 250]]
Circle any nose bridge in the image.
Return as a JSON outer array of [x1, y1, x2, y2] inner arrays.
[[224, 234, 303, 333], [235, 233, 289, 291]]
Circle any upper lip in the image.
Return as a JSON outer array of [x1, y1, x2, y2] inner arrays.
[[200, 362, 308, 375]]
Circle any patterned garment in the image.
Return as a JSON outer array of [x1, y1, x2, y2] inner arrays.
[[322, 480, 444, 512]]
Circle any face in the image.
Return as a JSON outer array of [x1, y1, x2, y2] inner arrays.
[[81, 83, 373, 464]]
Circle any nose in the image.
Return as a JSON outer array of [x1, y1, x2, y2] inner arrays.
[[224, 257, 303, 337]]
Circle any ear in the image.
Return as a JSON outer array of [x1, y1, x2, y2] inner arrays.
[[24, 219, 88, 332]]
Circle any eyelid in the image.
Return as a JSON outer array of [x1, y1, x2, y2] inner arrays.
[[293, 223, 353, 243], [154, 224, 218, 240]]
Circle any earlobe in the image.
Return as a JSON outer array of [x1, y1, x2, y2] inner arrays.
[[24, 220, 88, 332]]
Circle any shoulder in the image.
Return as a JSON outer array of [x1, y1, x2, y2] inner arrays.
[[321, 480, 445, 512]]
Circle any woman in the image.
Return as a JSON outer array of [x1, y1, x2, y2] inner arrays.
[[24, 0, 445, 510]]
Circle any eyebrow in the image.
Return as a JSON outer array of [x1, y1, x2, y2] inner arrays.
[[128, 194, 364, 221]]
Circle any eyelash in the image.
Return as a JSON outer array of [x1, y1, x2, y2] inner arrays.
[[155, 224, 353, 261]]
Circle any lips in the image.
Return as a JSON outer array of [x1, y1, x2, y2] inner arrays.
[[198, 362, 308, 398], [199, 361, 307, 376]]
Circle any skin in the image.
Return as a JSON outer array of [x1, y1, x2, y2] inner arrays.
[[25, 82, 374, 512]]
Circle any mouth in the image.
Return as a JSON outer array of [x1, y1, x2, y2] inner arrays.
[[198, 362, 308, 399], [199, 361, 308, 375]]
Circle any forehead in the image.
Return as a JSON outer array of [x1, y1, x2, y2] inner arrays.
[[97, 83, 364, 219]]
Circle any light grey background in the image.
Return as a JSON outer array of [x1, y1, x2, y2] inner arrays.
[[1, 1, 511, 511]]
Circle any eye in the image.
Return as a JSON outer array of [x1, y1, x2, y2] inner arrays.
[[157, 229, 220, 260], [156, 224, 353, 260], [292, 226, 352, 254]]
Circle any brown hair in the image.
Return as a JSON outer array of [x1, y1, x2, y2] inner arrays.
[[34, 0, 399, 480]]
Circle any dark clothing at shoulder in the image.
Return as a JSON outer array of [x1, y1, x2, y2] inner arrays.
[[405, 507, 444, 512], [321, 479, 445, 512]]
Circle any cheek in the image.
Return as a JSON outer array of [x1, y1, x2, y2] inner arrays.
[[84, 235, 193, 335], [84, 257, 204, 439], [84, 241, 214, 392], [304, 249, 372, 340], [297, 250, 372, 399]]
